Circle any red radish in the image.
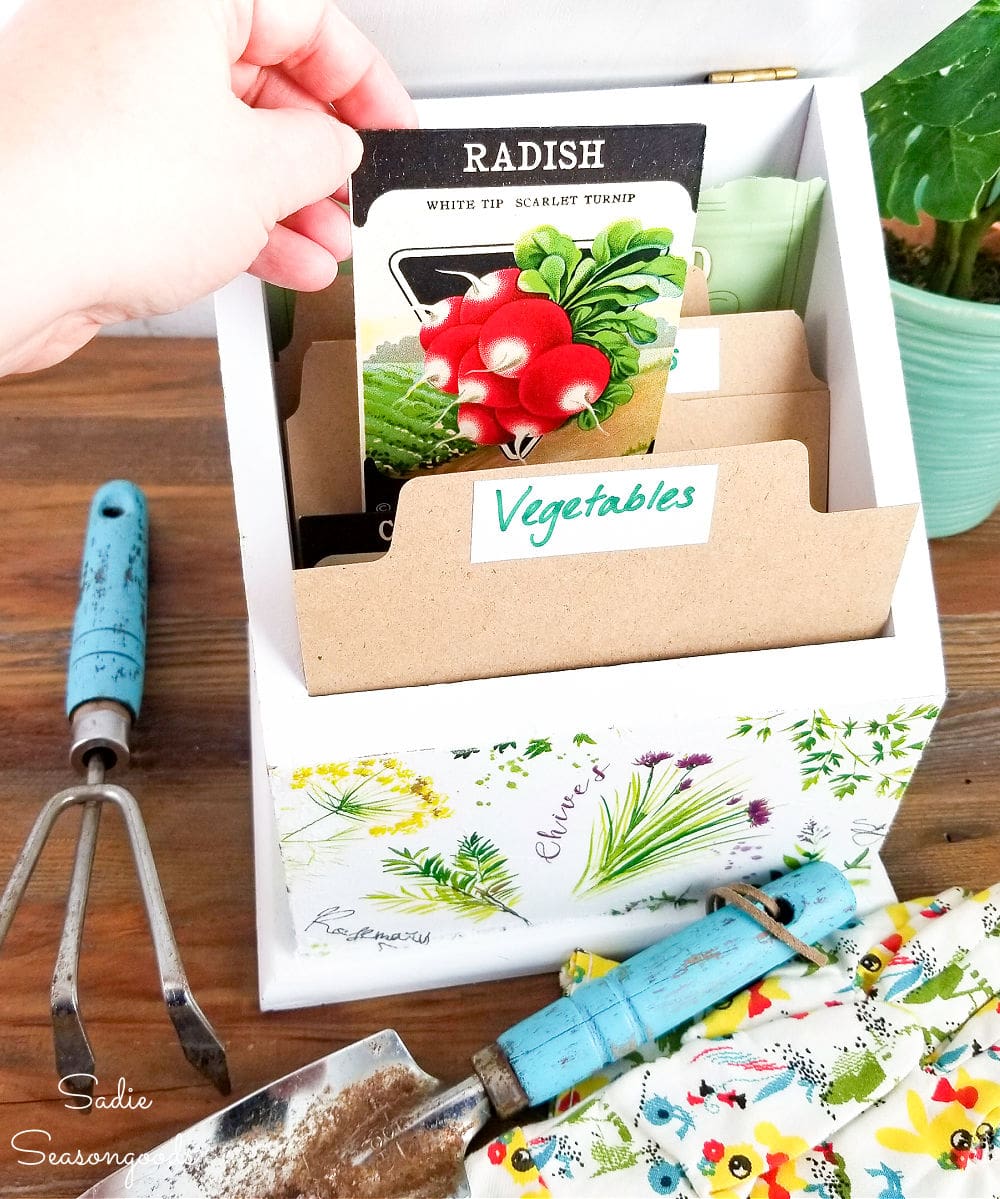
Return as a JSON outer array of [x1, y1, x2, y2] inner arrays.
[[457, 402, 509, 446], [457, 346, 521, 408], [418, 295, 463, 350], [424, 324, 482, 394], [518, 343, 612, 418], [495, 405, 565, 439], [454, 267, 523, 324], [478, 298, 572, 378]]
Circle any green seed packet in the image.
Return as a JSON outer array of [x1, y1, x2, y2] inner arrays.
[[349, 125, 705, 499], [693, 176, 827, 317]]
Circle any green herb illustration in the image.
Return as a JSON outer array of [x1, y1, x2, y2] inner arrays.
[[781, 817, 831, 871], [609, 888, 698, 916], [514, 220, 686, 429], [575, 751, 768, 897], [367, 833, 529, 925], [280, 758, 453, 868], [731, 706, 939, 799], [464, 732, 603, 791]]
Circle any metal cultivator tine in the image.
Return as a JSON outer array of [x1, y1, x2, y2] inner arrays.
[[0, 782, 230, 1096], [51, 796, 102, 1106]]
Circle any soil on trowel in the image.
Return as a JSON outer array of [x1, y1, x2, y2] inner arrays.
[[191, 1066, 465, 1199]]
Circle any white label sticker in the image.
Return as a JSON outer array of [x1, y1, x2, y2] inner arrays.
[[667, 327, 721, 394], [471, 465, 718, 563]]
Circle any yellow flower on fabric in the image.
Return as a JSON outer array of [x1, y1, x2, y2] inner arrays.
[[486, 1128, 549, 1197], [749, 1123, 810, 1198], [700, 1139, 763, 1194], [877, 1089, 980, 1168], [886, 900, 920, 943], [703, 977, 790, 1039]]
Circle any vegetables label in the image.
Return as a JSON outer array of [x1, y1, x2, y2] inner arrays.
[[350, 125, 705, 502], [470, 464, 718, 562]]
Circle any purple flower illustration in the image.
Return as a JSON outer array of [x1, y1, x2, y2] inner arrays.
[[678, 777, 693, 791], [748, 798, 772, 827], [634, 750, 674, 769], [676, 752, 713, 770], [726, 794, 744, 806]]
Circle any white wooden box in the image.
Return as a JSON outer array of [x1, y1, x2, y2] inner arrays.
[[215, 7, 956, 1010]]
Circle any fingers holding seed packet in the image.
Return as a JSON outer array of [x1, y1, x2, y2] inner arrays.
[[349, 125, 706, 498]]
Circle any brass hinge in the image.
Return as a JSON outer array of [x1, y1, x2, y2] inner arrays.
[[708, 66, 798, 84]]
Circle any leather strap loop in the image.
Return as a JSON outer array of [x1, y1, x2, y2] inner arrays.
[[705, 881, 829, 968]]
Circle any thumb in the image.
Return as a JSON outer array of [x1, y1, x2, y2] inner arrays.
[[246, 106, 364, 223]]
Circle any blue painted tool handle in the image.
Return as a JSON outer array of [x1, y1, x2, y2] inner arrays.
[[498, 862, 855, 1107], [65, 481, 148, 720]]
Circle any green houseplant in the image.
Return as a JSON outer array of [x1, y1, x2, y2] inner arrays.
[[864, 0, 1000, 537]]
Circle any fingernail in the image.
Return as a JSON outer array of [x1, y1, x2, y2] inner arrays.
[[340, 124, 364, 174]]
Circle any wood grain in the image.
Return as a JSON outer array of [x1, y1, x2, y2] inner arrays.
[[0, 336, 997, 1197]]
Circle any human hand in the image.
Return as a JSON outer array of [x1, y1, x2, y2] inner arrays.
[[0, 0, 416, 374]]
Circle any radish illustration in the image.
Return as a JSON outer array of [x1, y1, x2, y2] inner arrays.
[[423, 324, 483, 394], [417, 295, 464, 351], [457, 402, 510, 446], [518, 342, 612, 418], [478, 298, 572, 378], [495, 405, 565, 439], [435, 267, 523, 325], [457, 346, 521, 408]]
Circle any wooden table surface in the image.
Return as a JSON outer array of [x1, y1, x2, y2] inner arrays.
[[0, 337, 997, 1197]]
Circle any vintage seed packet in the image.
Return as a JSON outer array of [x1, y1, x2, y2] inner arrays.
[[349, 125, 705, 498]]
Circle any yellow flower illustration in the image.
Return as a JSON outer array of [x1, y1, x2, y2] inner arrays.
[[282, 755, 453, 851]]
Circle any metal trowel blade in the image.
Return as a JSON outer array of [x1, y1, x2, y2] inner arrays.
[[79, 1030, 477, 1199]]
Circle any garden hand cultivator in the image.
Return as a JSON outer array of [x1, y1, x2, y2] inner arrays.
[[0, 482, 229, 1103]]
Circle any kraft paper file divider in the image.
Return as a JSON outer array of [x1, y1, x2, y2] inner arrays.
[[658, 311, 830, 512], [292, 441, 916, 696]]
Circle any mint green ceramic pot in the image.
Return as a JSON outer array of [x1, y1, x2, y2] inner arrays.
[[890, 278, 1000, 538]]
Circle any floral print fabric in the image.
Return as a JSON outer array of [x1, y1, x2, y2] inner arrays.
[[466, 884, 1000, 1198]]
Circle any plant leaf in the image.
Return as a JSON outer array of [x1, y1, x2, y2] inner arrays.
[[625, 226, 674, 250], [539, 253, 567, 295], [516, 268, 554, 298], [890, 4, 1000, 81], [514, 225, 581, 275], [592, 219, 643, 264]]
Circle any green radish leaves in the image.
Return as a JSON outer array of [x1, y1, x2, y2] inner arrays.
[[514, 220, 687, 429], [513, 226, 582, 286]]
